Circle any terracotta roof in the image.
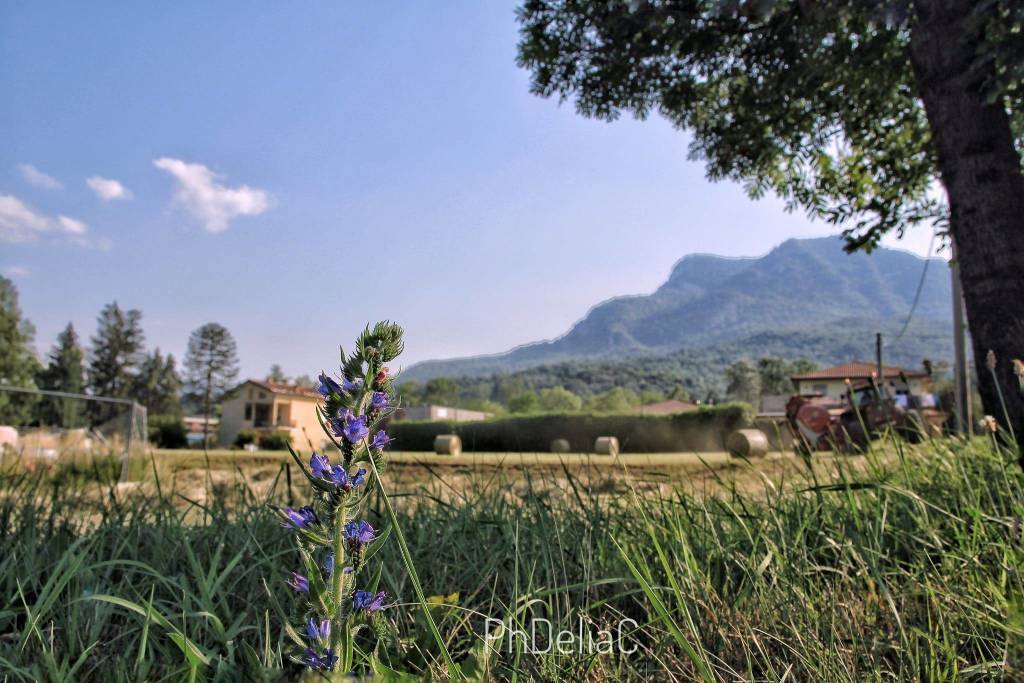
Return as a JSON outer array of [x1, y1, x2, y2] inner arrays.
[[243, 379, 321, 399], [790, 361, 928, 381], [634, 399, 700, 415]]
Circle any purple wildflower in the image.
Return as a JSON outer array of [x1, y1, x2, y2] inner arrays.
[[330, 409, 369, 443], [282, 506, 318, 530], [316, 372, 342, 398], [287, 572, 309, 593], [370, 391, 389, 411], [371, 430, 392, 450], [306, 616, 331, 642], [353, 590, 387, 613], [342, 414, 369, 443], [310, 452, 330, 478], [304, 647, 337, 671], [325, 465, 366, 492], [341, 376, 363, 392], [344, 520, 376, 546], [351, 467, 367, 488]]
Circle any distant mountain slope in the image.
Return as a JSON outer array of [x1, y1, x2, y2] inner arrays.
[[404, 236, 951, 382], [433, 317, 954, 403]]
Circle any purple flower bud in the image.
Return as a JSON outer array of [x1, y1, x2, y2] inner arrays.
[[341, 376, 363, 392], [287, 572, 309, 593], [370, 391, 389, 411], [310, 452, 330, 478], [323, 553, 334, 578], [306, 616, 331, 642], [344, 520, 376, 546], [282, 505, 318, 530], [353, 589, 387, 613], [351, 467, 367, 488], [371, 430, 391, 450], [316, 372, 342, 398]]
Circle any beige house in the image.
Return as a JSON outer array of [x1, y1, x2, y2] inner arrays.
[[790, 362, 932, 400], [219, 380, 323, 448]]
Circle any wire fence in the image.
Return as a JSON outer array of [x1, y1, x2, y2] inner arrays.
[[0, 385, 148, 481]]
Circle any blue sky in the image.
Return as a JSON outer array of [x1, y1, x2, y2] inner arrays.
[[0, 1, 937, 378]]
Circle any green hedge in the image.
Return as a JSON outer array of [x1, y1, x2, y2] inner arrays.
[[257, 431, 293, 451], [387, 404, 752, 453], [148, 415, 188, 449]]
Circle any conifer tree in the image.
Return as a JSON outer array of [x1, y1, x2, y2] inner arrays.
[[88, 302, 145, 423], [133, 349, 182, 417], [37, 322, 86, 427], [184, 323, 239, 448], [0, 276, 40, 424]]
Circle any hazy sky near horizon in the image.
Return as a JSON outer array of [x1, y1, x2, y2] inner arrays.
[[1, 1, 941, 378]]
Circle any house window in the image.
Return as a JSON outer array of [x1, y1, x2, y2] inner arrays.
[[813, 384, 828, 396], [244, 403, 253, 420], [253, 403, 272, 428]]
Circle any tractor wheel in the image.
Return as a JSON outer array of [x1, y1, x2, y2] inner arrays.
[[840, 419, 870, 454], [897, 410, 927, 444]]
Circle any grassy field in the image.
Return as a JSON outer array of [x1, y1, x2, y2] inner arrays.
[[1, 433, 1022, 681]]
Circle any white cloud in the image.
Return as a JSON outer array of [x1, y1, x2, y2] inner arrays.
[[86, 176, 132, 201], [0, 195, 52, 241], [0, 194, 96, 246], [18, 163, 63, 190], [57, 215, 87, 235], [2, 265, 31, 278], [153, 157, 270, 232]]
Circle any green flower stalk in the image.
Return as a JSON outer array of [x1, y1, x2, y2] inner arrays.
[[276, 321, 404, 673]]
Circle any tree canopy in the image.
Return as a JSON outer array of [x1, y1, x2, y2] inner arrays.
[[517, 0, 1024, 437]]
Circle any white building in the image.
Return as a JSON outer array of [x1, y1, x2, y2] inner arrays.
[[790, 361, 932, 400]]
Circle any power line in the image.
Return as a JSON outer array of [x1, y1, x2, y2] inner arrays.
[[891, 229, 938, 342]]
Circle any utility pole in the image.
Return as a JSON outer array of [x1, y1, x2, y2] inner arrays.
[[951, 240, 972, 434], [876, 332, 884, 396]]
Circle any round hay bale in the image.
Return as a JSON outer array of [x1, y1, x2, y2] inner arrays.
[[433, 434, 462, 456], [550, 438, 571, 453], [726, 429, 769, 458], [594, 436, 619, 456]]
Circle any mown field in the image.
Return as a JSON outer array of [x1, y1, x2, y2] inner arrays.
[[1, 433, 1022, 681]]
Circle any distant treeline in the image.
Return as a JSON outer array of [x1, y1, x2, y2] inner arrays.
[[397, 320, 953, 413]]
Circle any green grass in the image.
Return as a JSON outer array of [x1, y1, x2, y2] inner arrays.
[[1, 433, 1022, 681]]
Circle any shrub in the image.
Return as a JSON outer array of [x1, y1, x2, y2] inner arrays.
[[148, 415, 189, 449], [388, 403, 752, 453], [256, 430, 292, 451], [234, 429, 258, 448]]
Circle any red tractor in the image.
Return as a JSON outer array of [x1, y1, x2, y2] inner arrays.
[[785, 381, 944, 454]]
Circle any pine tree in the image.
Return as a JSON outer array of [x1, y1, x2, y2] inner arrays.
[[133, 349, 182, 417], [0, 276, 41, 424], [88, 302, 145, 424], [37, 322, 86, 427], [266, 364, 288, 383], [184, 323, 239, 448]]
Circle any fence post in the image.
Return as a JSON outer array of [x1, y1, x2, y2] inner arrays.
[[285, 461, 293, 506]]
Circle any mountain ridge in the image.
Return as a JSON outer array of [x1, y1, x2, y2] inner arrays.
[[404, 236, 951, 382]]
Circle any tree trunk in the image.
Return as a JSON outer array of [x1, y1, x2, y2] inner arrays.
[[203, 369, 212, 455], [910, 0, 1024, 446]]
